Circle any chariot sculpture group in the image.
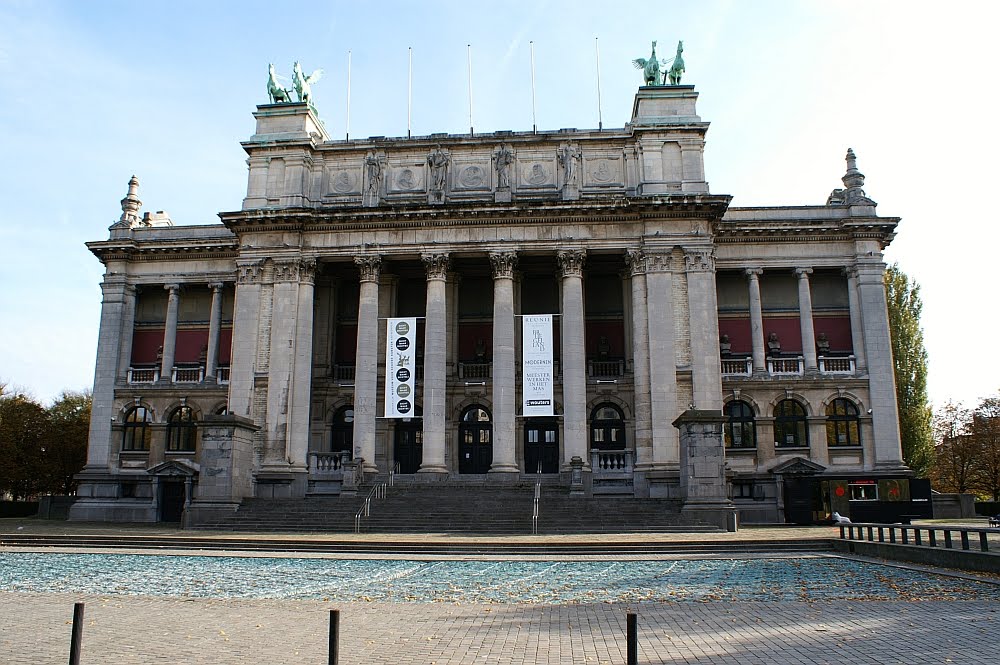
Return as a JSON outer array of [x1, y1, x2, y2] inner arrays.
[[267, 62, 323, 106], [632, 40, 685, 86]]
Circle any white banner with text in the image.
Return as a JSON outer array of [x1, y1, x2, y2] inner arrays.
[[522, 314, 554, 416]]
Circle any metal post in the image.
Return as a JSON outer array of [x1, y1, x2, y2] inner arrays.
[[329, 609, 340, 665], [944, 530, 952, 549], [981, 531, 989, 552], [961, 530, 970, 550], [69, 602, 85, 665], [626, 612, 637, 665]]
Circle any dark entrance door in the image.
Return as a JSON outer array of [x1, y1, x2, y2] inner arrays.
[[783, 477, 816, 525], [160, 481, 185, 522], [394, 418, 423, 474], [459, 406, 492, 474], [525, 420, 559, 473]]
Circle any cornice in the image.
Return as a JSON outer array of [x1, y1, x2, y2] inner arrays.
[[87, 238, 240, 263]]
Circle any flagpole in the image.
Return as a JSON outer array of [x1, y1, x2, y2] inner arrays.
[[467, 44, 474, 135], [530, 40, 537, 133], [595, 38, 604, 130], [346, 50, 352, 140], [407, 47, 413, 138]]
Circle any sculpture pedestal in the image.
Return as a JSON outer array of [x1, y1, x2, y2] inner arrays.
[[673, 409, 737, 531]]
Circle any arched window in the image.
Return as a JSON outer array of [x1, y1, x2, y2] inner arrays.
[[826, 398, 861, 447], [725, 400, 756, 449], [122, 406, 152, 451], [331, 406, 354, 454], [458, 405, 492, 474], [590, 403, 626, 451], [166, 406, 197, 452], [774, 399, 808, 448]]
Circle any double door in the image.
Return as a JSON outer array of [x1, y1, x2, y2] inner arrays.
[[524, 420, 559, 474]]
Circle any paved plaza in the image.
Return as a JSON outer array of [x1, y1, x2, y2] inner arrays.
[[1, 591, 997, 664]]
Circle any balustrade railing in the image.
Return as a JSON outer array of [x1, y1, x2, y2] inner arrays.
[[591, 448, 635, 474], [588, 359, 624, 378], [217, 366, 230, 384], [840, 522, 998, 553], [127, 367, 159, 384], [308, 451, 351, 474], [458, 361, 492, 379], [767, 356, 804, 375], [721, 357, 752, 377], [172, 366, 204, 383], [332, 364, 356, 382], [819, 355, 856, 375]]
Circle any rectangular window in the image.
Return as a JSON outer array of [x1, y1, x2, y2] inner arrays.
[[849, 483, 878, 501]]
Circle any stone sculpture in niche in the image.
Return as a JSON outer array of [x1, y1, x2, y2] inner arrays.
[[558, 144, 581, 187], [494, 144, 514, 189], [364, 152, 383, 206], [427, 146, 450, 203]]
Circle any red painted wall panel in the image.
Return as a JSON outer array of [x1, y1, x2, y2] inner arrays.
[[718, 318, 752, 354], [219, 328, 233, 364], [131, 329, 164, 364], [175, 329, 209, 363], [459, 323, 493, 360], [813, 315, 853, 353], [585, 321, 625, 357], [762, 317, 802, 353], [335, 324, 357, 362]]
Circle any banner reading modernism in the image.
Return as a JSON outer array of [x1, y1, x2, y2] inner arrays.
[[384, 317, 417, 418], [522, 314, 554, 416]]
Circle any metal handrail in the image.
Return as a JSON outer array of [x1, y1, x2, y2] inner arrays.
[[531, 460, 542, 535], [839, 522, 998, 553], [390, 462, 400, 488], [354, 482, 387, 533]]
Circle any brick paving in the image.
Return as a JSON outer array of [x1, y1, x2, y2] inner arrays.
[[2, 592, 998, 664]]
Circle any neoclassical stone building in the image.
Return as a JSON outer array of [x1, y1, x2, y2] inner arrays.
[[70, 84, 923, 527]]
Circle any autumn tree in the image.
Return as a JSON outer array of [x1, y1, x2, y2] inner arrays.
[[930, 402, 978, 494], [970, 394, 1000, 501], [885, 264, 933, 475], [43, 391, 91, 494], [0, 391, 49, 499]]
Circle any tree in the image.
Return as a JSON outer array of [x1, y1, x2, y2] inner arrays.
[[930, 402, 978, 494], [43, 391, 91, 494], [970, 394, 1000, 501], [0, 391, 48, 500], [885, 264, 933, 475]]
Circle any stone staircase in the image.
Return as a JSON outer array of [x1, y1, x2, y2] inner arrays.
[[194, 483, 715, 534]]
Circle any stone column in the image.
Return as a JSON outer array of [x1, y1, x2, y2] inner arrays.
[[159, 284, 180, 382], [228, 261, 263, 418], [85, 277, 131, 468], [626, 250, 653, 470], [288, 261, 316, 481], [115, 284, 137, 383], [489, 251, 519, 475], [746, 268, 766, 373], [856, 261, 905, 468], [686, 249, 722, 410], [646, 252, 679, 466], [557, 250, 588, 469], [205, 282, 224, 381], [264, 262, 302, 468], [843, 267, 867, 372], [353, 255, 382, 472], [796, 268, 818, 371], [420, 253, 450, 475]]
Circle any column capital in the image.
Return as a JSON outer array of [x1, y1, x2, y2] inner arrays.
[[625, 249, 647, 276], [422, 253, 451, 280], [354, 255, 382, 283], [841, 265, 859, 279], [683, 248, 715, 272], [208, 281, 224, 291], [489, 251, 518, 279], [744, 267, 763, 278], [556, 249, 586, 278], [273, 259, 311, 283], [164, 283, 180, 294], [237, 260, 265, 284], [795, 267, 814, 278]]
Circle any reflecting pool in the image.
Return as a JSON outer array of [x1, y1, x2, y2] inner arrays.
[[2, 552, 997, 604]]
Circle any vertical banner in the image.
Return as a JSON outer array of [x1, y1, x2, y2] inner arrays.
[[385, 317, 417, 418], [522, 315, 554, 416]]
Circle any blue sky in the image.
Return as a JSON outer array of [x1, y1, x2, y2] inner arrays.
[[1, 0, 997, 408]]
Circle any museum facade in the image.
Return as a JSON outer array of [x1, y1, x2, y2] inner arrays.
[[70, 84, 923, 527]]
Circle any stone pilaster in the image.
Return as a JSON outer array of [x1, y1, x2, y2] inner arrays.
[[796, 268, 818, 371], [228, 261, 264, 418], [745, 268, 765, 373], [645, 252, 679, 467], [85, 277, 131, 468], [287, 260, 316, 482], [159, 284, 180, 382], [115, 284, 137, 383], [353, 255, 382, 472], [205, 282, 224, 381], [856, 261, 906, 469], [557, 249, 588, 469], [626, 250, 653, 470], [420, 253, 450, 475], [685, 249, 722, 410], [844, 267, 867, 372], [489, 251, 519, 475]]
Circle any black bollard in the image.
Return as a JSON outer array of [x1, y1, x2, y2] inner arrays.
[[329, 609, 340, 665], [69, 602, 85, 665], [626, 612, 637, 665]]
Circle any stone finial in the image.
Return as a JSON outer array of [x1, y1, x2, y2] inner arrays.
[[112, 175, 142, 229], [828, 148, 876, 206]]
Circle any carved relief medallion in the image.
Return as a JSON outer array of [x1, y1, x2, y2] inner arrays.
[[331, 170, 356, 193], [397, 168, 417, 190], [459, 165, 486, 188], [525, 163, 549, 185]]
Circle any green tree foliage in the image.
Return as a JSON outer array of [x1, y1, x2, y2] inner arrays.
[[885, 264, 933, 475], [0, 386, 91, 499], [930, 401, 977, 494]]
